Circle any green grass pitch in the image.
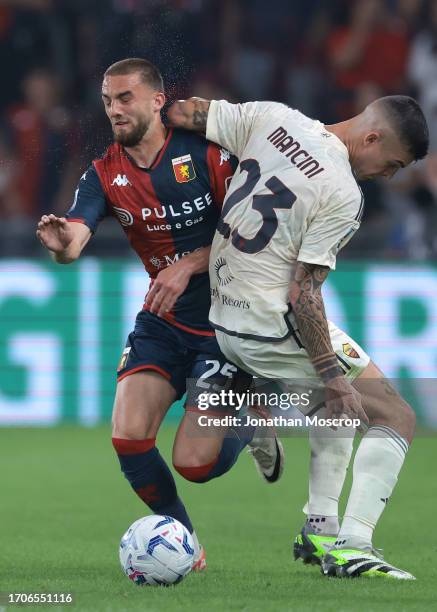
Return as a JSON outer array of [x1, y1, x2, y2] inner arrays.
[[1, 426, 436, 611]]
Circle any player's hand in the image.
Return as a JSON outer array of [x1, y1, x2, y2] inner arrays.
[[324, 376, 369, 431], [145, 258, 193, 317], [36, 214, 75, 253]]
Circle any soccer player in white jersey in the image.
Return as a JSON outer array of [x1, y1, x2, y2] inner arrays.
[[167, 95, 429, 579]]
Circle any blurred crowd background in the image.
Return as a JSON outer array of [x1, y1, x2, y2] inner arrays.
[[1, 0, 437, 260]]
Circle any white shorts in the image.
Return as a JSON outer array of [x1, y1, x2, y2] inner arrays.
[[215, 320, 370, 416]]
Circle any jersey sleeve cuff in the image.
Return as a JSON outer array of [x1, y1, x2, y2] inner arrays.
[[206, 100, 220, 144], [67, 217, 86, 223], [296, 253, 336, 271], [67, 217, 95, 234]]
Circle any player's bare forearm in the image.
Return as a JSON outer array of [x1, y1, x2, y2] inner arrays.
[[51, 247, 81, 264], [145, 247, 211, 316], [51, 236, 84, 264], [290, 261, 368, 425], [49, 229, 90, 264], [289, 261, 343, 382], [167, 98, 211, 133], [36, 215, 91, 264], [181, 246, 211, 274]]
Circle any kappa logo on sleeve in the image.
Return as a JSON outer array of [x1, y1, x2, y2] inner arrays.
[[219, 148, 231, 165], [172, 154, 196, 183]]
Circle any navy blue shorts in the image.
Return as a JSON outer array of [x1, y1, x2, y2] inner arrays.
[[117, 310, 251, 410]]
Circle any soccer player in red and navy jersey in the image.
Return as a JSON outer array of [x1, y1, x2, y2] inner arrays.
[[37, 58, 284, 570]]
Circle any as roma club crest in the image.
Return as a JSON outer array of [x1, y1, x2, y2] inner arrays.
[[172, 154, 196, 183], [342, 343, 360, 359]]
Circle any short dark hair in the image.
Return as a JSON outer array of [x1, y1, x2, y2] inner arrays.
[[379, 95, 429, 161], [104, 58, 164, 92]]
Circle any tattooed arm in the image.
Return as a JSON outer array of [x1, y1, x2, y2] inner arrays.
[[289, 262, 342, 382], [168, 98, 265, 158], [166, 97, 211, 133], [289, 261, 368, 425]]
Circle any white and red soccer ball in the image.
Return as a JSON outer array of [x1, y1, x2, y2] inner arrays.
[[119, 515, 195, 586]]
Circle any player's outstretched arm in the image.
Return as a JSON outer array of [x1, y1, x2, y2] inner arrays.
[[36, 214, 91, 264], [289, 261, 368, 427], [167, 98, 211, 133]]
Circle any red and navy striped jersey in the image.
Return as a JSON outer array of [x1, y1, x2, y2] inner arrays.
[[66, 128, 237, 334]]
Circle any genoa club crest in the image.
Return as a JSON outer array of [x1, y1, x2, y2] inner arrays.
[[117, 347, 131, 372], [172, 154, 196, 183]]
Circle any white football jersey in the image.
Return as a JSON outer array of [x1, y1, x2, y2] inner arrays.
[[206, 100, 363, 341]]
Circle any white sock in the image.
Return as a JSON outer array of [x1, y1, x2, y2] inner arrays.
[[303, 423, 355, 535], [338, 426, 408, 546], [305, 514, 340, 536], [191, 530, 201, 557]]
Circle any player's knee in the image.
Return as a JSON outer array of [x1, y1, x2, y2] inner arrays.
[[372, 397, 416, 443], [112, 403, 158, 440], [399, 400, 416, 440], [112, 420, 149, 441], [112, 413, 150, 440], [172, 446, 218, 483], [388, 396, 416, 439], [173, 461, 217, 483]]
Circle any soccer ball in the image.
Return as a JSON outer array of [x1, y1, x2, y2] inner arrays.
[[119, 515, 195, 586]]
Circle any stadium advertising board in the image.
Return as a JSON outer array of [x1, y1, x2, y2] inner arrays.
[[1, 259, 436, 427]]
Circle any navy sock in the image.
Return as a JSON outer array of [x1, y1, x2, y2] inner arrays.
[[175, 422, 255, 483], [207, 422, 255, 479], [112, 438, 193, 533]]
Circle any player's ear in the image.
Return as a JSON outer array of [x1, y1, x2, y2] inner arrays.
[[154, 92, 166, 112], [364, 132, 380, 146]]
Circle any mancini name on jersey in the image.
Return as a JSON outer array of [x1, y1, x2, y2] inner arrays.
[[267, 126, 325, 179]]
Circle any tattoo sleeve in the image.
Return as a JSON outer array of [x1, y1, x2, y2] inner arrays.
[[289, 261, 343, 382], [166, 97, 211, 133]]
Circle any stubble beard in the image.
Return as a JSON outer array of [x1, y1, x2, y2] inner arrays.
[[113, 116, 150, 147]]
